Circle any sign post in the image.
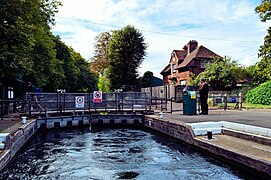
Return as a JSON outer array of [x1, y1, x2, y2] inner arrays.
[[93, 91, 102, 103], [75, 96, 85, 108]]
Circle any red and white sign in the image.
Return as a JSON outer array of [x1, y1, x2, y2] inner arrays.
[[93, 91, 102, 103], [75, 96, 85, 108]]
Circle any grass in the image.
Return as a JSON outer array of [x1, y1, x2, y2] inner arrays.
[[241, 102, 271, 109], [215, 102, 271, 109]]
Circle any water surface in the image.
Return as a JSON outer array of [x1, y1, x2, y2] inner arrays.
[[0, 128, 263, 179]]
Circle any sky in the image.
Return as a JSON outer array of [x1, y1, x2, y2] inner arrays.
[[52, 0, 271, 78]]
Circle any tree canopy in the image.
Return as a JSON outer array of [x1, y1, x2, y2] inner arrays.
[[90, 32, 112, 74], [107, 25, 147, 91], [140, 71, 154, 88], [252, 0, 271, 85], [0, 0, 98, 95], [190, 57, 247, 90]]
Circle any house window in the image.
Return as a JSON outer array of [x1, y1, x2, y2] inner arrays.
[[171, 64, 176, 73], [200, 60, 208, 68], [180, 80, 186, 85], [8, 87, 14, 99]]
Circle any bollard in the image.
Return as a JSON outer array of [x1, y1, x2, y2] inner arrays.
[[159, 112, 163, 119], [21, 116, 27, 124], [207, 130, 213, 139]]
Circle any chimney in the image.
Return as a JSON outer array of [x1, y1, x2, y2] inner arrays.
[[187, 40, 198, 54], [183, 45, 188, 52]]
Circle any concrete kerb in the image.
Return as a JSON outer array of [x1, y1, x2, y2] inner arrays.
[[144, 115, 271, 177]]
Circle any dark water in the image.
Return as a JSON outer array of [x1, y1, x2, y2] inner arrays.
[[0, 128, 264, 180]]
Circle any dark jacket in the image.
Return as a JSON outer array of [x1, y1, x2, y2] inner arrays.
[[199, 82, 209, 98]]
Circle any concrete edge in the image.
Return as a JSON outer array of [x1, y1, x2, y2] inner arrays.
[[0, 120, 37, 172], [222, 128, 271, 146], [144, 116, 271, 177]]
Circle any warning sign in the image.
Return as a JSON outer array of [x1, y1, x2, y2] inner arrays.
[[75, 96, 85, 108], [93, 91, 102, 103]]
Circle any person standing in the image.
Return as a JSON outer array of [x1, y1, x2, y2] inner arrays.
[[28, 82, 44, 112], [199, 78, 209, 115]]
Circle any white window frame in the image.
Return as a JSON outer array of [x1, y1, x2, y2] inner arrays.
[[200, 60, 208, 68]]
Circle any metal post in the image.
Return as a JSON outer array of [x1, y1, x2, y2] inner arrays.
[[59, 93, 62, 114], [121, 91, 123, 112], [212, 93, 214, 107], [56, 91, 59, 113], [1, 100, 3, 120], [28, 98, 32, 119], [160, 99, 162, 110], [88, 92, 91, 111], [239, 93, 242, 110], [171, 97, 173, 114], [224, 93, 227, 111], [63, 91, 65, 113]]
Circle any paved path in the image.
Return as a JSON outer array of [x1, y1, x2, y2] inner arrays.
[[159, 108, 271, 129]]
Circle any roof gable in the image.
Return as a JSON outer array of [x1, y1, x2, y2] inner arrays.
[[177, 45, 221, 68]]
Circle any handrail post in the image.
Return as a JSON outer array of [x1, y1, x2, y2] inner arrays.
[[239, 93, 242, 110], [1, 100, 3, 120], [171, 97, 173, 114], [224, 93, 227, 111]]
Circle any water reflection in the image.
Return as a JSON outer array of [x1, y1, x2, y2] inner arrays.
[[0, 128, 265, 180]]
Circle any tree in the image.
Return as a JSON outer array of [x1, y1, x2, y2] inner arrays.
[[255, 0, 271, 22], [108, 25, 147, 91], [54, 37, 98, 92], [0, 0, 62, 92], [90, 32, 112, 74], [253, 0, 271, 85], [140, 71, 154, 88], [194, 57, 247, 90], [75, 57, 98, 92]]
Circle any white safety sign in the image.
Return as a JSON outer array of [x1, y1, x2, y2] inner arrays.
[[75, 96, 85, 108], [93, 91, 102, 103]]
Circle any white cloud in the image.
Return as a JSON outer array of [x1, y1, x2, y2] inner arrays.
[[52, 0, 270, 78]]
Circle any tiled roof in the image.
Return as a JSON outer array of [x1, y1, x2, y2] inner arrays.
[[160, 64, 171, 74], [173, 50, 186, 61], [176, 45, 221, 68]]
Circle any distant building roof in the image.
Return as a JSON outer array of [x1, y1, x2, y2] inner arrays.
[[150, 76, 163, 87]]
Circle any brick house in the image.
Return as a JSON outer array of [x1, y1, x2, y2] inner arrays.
[[160, 40, 221, 85]]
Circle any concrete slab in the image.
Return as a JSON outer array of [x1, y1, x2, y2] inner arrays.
[[195, 135, 271, 162]]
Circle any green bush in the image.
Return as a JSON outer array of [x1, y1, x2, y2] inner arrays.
[[245, 81, 271, 105]]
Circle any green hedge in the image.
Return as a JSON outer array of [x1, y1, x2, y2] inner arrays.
[[245, 81, 271, 105]]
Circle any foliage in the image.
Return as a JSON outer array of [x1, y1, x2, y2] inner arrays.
[[0, 0, 98, 93], [188, 72, 199, 86], [0, 0, 62, 91], [140, 71, 153, 88], [255, 0, 271, 22], [108, 25, 147, 91], [54, 37, 98, 92], [90, 32, 112, 74], [245, 81, 271, 105], [192, 57, 247, 90], [252, 1, 271, 85], [98, 68, 111, 92]]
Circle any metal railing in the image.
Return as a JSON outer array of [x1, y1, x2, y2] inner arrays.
[[23, 92, 152, 114], [0, 99, 24, 119]]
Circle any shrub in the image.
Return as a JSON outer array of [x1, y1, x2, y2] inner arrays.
[[245, 81, 271, 105]]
